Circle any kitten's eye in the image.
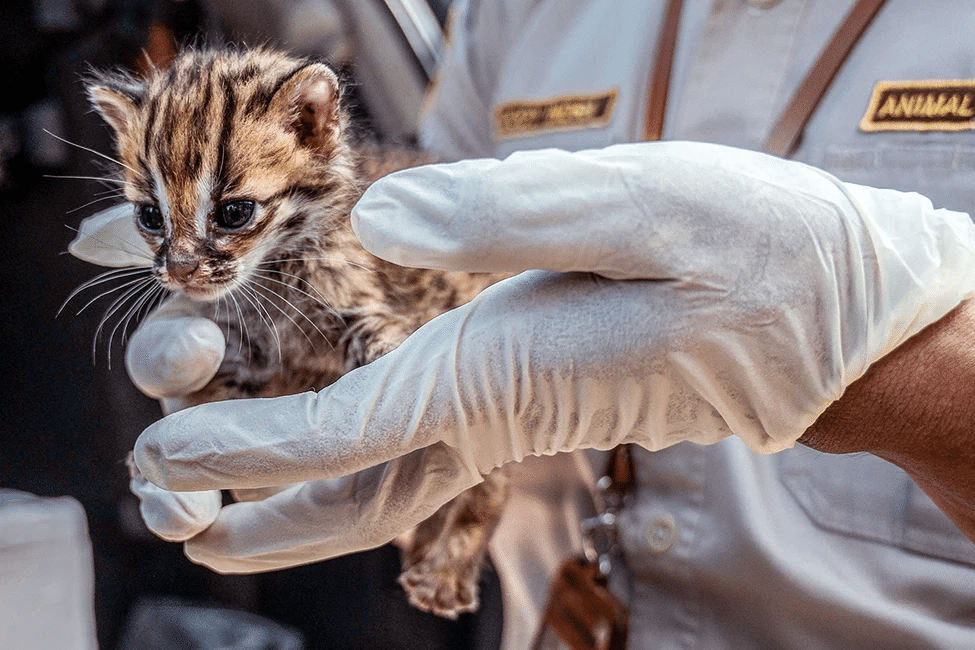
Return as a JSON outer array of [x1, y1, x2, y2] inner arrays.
[[136, 204, 164, 233], [215, 200, 256, 230]]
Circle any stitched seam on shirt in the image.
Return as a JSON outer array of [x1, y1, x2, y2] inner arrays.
[[824, 144, 975, 171]]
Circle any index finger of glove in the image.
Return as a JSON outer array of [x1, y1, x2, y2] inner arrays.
[[351, 141, 858, 281], [132, 313, 477, 494], [133, 390, 370, 492]]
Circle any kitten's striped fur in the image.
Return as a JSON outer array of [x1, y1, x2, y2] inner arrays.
[[87, 48, 507, 618]]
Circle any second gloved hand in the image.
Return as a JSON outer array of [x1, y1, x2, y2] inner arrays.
[[131, 141, 975, 572]]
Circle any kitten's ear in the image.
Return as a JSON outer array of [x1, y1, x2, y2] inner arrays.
[[87, 74, 144, 140], [271, 64, 342, 155]]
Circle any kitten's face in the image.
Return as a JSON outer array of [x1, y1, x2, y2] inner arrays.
[[88, 50, 353, 301]]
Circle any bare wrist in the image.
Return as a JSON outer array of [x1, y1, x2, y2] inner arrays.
[[800, 299, 975, 539]]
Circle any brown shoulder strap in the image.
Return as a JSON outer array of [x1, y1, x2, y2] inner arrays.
[[763, 0, 888, 156], [643, 0, 888, 157], [643, 0, 685, 142]]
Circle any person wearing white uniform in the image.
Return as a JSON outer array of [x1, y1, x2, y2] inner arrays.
[[414, 1, 975, 647], [105, 1, 975, 649]]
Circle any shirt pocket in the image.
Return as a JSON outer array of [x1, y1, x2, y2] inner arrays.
[[779, 452, 975, 566], [819, 141, 975, 217]]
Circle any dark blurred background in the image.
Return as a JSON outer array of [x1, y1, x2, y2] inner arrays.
[[0, 1, 501, 648]]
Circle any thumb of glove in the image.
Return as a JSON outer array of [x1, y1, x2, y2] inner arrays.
[[125, 312, 225, 400], [128, 461, 222, 542]]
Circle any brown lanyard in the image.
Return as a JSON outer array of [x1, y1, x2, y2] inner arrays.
[[643, 0, 889, 156]]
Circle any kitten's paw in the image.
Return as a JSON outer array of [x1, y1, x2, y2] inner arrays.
[[398, 559, 480, 619]]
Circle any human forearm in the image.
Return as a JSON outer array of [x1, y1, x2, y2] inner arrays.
[[800, 299, 975, 540]]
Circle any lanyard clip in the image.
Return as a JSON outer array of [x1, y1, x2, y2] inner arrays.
[[581, 510, 618, 577], [582, 446, 634, 576]]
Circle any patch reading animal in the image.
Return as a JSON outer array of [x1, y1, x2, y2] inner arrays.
[[859, 79, 975, 132]]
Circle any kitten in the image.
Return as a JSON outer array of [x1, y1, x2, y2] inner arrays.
[[84, 47, 508, 618]]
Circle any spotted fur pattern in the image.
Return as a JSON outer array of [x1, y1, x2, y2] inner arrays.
[[88, 48, 507, 618]]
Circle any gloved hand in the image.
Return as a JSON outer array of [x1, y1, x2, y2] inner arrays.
[[119, 141, 975, 572]]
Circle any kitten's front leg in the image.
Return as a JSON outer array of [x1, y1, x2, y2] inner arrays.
[[339, 308, 418, 371], [398, 468, 509, 618], [344, 308, 510, 618]]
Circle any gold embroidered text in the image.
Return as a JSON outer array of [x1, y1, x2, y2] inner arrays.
[[495, 90, 618, 139], [860, 80, 975, 132]]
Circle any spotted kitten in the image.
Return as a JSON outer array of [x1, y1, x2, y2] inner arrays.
[[86, 48, 508, 618]]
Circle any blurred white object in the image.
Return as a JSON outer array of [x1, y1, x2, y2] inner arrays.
[[375, 0, 443, 79], [0, 490, 98, 650], [68, 202, 152, 268]]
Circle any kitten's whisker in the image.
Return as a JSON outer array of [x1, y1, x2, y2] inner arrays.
[[247, 280, 326, 350], [60, 266, 147, 312], [96, 275, 154, 334], [245, 281, 313, 346], [110, 277, 160, 351], [45, 174, 126, 185], [42, 129, 143, 177], [94, 276, 156, 367], [215, 294, 228, 345], [237, 283, 282, 362], [131, 283, 168, 338], [226, 289, 250, 357], [215, 294, 240, 357], [100, 290, 150, 367], [258, 256, 372, 272], [249, 271, 340, 320], [59, 267, 152, 316], [79, 273, 154, 321], [133, 284, 168, 330], [67, 193, 129, 214]]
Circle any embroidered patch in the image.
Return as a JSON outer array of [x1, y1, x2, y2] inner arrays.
[[860, 80, 975, 132], [494, 90, 618, 139]]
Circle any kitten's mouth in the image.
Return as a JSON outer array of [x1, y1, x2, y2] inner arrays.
[[160, 262, 239, 301], [166, 277, 236, 302], [180, 284, 234, 301]]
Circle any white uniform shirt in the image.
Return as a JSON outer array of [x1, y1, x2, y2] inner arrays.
[[420, 1, 975, 648]]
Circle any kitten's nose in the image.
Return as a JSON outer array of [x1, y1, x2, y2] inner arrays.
[[167, 257, 200, 283]]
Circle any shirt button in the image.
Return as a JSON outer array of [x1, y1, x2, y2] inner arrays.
[[645, 514, 679, 553]]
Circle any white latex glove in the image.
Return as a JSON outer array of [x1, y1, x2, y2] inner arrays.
[[125, 297, 226, 411], [124, 141, 975, 572], [126, 454, 223, 542]]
